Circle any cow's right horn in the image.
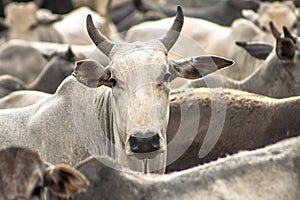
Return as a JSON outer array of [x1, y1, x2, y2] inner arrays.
[[86, 14, 115, 57], [159, 6, 184, 52]]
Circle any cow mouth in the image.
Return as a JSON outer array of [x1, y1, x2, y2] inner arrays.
[[127, 148, 165, 159]]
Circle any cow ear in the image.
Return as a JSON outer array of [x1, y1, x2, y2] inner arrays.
[[73, 59, 111, 88], [170, 56, 234, 80], [44, 164, 89, 198], [242, 9, 259, 24], [236, 41, 273, 60], [64, 46, 75, 62]]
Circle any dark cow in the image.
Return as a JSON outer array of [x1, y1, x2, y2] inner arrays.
[[135, 0, 260, 26]]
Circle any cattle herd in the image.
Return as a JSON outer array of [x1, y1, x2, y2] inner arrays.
[[0, 0, 300, 199]]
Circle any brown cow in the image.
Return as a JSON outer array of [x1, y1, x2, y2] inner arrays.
[[0, 146, 89, 200]]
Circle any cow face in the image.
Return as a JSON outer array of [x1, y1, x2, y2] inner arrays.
[[243, 1, 299, 35], [73, 7, 233, 160], [269, 22, 300, 90], [0, 147, 89, 200]]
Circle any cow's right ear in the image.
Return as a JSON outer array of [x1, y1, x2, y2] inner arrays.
[[73, 59, 111, 88]]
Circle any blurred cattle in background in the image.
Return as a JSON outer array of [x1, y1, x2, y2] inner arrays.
[[135, 0, 261, 26], [56, 136, 300, 200], [0, 146, 89, 200], [0, 41, 47, 83], [0, 2, 117, 44], [0, 90, 50, 108], [0, 46, 80, 98], [71, 0, 163, 16], [22, 40, 109, 66], [104, 0, 261, 32], [183, 22, 300, 98], [126, 1, 299, 81], [0, 0, 74, 18], [109, 0, 166, 32]]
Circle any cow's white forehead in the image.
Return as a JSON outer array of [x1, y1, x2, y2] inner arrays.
[[110, 46, 168, 78]]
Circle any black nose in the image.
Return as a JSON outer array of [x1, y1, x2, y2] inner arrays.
[[128, 132, 161, 153]]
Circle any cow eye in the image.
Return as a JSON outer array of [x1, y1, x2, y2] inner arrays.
[[31, 185, 42, 197], [261, 26, 267, 32], [163, 72, 171, 82], [293, 22, 297, 29], [109, 78, 117, 87]]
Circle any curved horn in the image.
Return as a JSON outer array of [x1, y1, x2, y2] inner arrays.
[[283, 26, 297, 43], [269, 21, 281, 39], [86, 14, 115, 57], [159, 6, 184, 52]]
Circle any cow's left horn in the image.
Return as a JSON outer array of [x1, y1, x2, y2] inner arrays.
[[270, 21, 281, 40], [86, 14, 115, 57], [159, 6, 184, 52]]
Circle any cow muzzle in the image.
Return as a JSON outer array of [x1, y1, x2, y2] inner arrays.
[[127, 131, 164, 159]]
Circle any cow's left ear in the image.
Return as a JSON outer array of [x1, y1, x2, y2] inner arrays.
[[236, 41, 273, 60], [44, 164, 89, 198], [170, 56, 234, 80], [73, 59, 111, 88]]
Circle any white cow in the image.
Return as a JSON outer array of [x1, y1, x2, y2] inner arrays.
[[0, 7, 233, 173]]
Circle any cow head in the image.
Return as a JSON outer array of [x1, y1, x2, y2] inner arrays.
[[270, 22, 298, 62], [0, 147, 89, 200], [73, 7, 233, 160], [242, 1, 299, 34]]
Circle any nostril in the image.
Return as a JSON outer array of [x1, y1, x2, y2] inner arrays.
[[129, 136, 138, 151], [128, 132, 161, 154], [151, 134, 160, 149]]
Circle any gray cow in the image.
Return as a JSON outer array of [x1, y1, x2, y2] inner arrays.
[[53, 134, 300, 200], [184, 22, 300, 98], [0, 47, 79, 98], [0, 7, 233, 173], [0, 41, 47, 83], [0, 146, 89, 200]]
